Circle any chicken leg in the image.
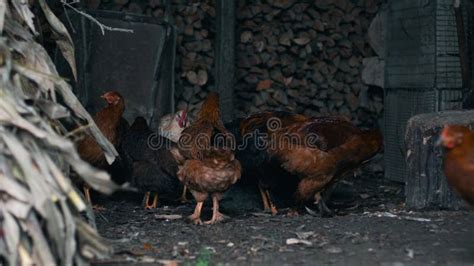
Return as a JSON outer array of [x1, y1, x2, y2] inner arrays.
[[144, 192, 159, 209], [265, 190, 278, 215], [180, 186, 189, 203], [204, 195, 227, 225], [83, 186, 92, 204], [260, 188, 271, 211], [188, 201, 204, 225], [83, 185, 105, 211], [259, 188, 278, 215], [314, 192, 334, 217]]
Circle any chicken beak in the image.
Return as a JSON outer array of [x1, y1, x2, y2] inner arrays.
[[435, 136, 443, 146], [179, 112, 187, 128]]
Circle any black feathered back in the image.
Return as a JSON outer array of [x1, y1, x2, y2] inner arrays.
[[122, 116, 182, 197]]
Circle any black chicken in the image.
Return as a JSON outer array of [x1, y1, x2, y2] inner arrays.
[[121, 117, 183, 209], [226, 111, 307, 214]]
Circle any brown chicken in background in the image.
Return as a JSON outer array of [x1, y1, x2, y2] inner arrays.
[[268, 116, 383, 216], [173, 92, 241, 224], [439, 125, 474, 207], [77, 91, 126, 206]]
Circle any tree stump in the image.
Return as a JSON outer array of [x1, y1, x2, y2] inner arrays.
[[405, 110, 474, 210]]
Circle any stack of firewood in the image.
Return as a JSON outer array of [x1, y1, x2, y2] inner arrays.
[[235, 0, 383, 126], [88, 0, 383, 126], [173, 1, 216, 117]]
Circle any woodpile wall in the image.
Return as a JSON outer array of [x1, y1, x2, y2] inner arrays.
[[235, 0, 383, 127], [87, 0, 383, 127]]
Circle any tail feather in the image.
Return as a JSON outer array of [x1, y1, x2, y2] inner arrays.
[[333, 128, 383, 177]]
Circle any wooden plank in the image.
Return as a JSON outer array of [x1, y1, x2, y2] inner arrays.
[[215, 0, 236, 123], [405, 110, 474, 210]]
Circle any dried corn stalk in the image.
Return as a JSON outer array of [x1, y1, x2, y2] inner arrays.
[[0, 0, 120, 265]]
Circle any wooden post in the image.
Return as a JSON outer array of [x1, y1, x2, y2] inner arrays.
[[405, 110, 473, 210], [215, 0, 236, 123], [453, 0, 470, 90]]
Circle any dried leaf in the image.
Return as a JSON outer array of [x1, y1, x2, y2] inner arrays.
[[2, 210, 20, 265], [2, 133, 51, 216], [4, 17, 34, 41], [0, 1, 6, 34], [0, 174, 30, 202], [26, 214, 56, 265], [18, 244, 33, 265], [155, 214, 183, 220], [11, 0, 37, 35], [0, 0, 116, 263], [5, 199, 30, 219], [44, 203, 66, 258], [35, 99, 70, 119], [59, 200, 76, 264], [286, 238, 313, 246], [38, 0, 77, 80]]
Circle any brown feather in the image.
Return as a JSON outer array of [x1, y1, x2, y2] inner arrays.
[[268, 117, 383, 202], [77, 91, 125, 168], [177, 153, 241, 201], [176, 93, 241, 215], [441, 125, 474, 207], [179, 92, 230, 160]]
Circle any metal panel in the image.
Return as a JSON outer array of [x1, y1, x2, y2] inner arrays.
[[384, 89, 436, 182], [384, 0, 469, 182], [385, 0, 436, 88], [55, 10, 176, 128], [436, 0, 463, 89], [385, 88, 464, 182]]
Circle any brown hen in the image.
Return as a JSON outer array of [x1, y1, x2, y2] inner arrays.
[[77, 91, 125, 205], [174, 92, 241, 224], [440, 125, 474, 207], [177, 148, 241, 224], [268, 116, 383, 216]]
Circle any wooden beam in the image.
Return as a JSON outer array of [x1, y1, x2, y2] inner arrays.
[[215, 0, 236, 122], [454, 1, 470, 90]]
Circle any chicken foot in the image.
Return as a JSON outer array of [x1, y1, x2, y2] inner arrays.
[[204, 195, 227, 225], [83, 186, 105, 211], [314, 192, 334, 217], [188, 201, 204, 225], [259, 187, 278, 215], [265, 190, 278, 215], [259, 188, 271, 211], [143, 192, 159, 209]]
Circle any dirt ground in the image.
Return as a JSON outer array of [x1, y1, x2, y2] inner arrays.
[[92, 172, 474, 265]]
